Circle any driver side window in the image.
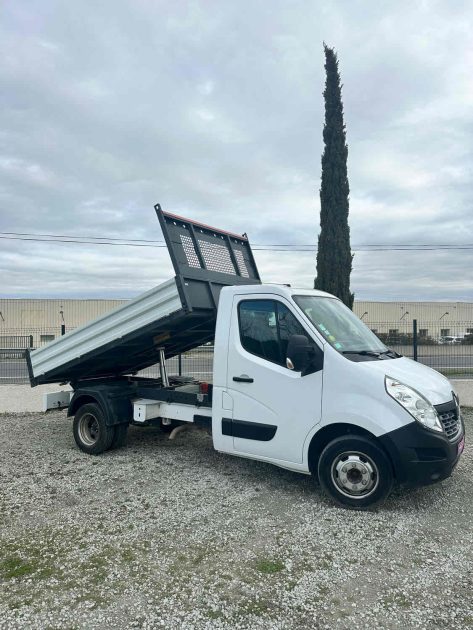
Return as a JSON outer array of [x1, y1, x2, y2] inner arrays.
[[238, 300, 308, 366], [277, 302, 308, 361]]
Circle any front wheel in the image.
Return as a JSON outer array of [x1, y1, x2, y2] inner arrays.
[[73, 403, 115, 455], [317, 435, 393, 509]]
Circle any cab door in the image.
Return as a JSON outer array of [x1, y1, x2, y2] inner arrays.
[[225, 295, 323, 464]]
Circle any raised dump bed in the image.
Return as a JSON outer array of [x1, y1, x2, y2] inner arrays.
[[28, 205, 260, 386]]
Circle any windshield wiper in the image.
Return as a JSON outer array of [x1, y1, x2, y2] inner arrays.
[[342, 349, 401, 359], [379, 349, 402, 358], [342, 350, 382, 356]]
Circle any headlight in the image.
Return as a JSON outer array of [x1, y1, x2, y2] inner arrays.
[[385, 376, 443, 433]]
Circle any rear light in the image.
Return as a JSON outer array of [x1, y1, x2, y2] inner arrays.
[[199, 382, 209, 394]]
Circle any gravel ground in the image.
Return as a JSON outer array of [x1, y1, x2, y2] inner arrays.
[[0, 409, 472, 629]]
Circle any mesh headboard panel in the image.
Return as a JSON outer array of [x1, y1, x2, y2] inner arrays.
[[156, 205, 261, 291]]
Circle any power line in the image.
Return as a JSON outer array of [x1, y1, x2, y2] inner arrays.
[[0, 235, 167, 248], [0, 232, 472, 252], [1, 230, 472, 248], [0, 231, 166, 244]]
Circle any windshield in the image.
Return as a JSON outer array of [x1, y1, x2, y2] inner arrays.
[[293, 295, 388, 354]]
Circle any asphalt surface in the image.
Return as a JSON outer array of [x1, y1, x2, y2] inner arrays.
[[0, 408, 471, 629], [0, 354, 214, 384]]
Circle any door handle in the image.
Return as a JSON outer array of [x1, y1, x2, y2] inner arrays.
[[233, 375, 254, 383]]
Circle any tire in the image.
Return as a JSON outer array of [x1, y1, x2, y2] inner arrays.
[[73, 403, 115, 455], [317, 435, 393, 509], [110, 423, 129, 450]]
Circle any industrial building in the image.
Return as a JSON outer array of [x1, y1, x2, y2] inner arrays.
[[353, 301, 473, 339], [0, 298, 472, 348], [0, 298, 126, 347]]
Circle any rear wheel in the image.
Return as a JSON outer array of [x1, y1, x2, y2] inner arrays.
[[110, 423, 128, 450], [73, 403, 114, 455], [317, 435, 393, 509]]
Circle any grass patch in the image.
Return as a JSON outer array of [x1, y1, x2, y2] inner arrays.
[[167, 545, 212, 576], [82, 553, 109, 585], [236, 598, 270, 617], [8, 598, 34, 610], [0, 556, 37, 579], [120, 548, 136, 563], [205, 609, 224, 620], [0, 541, 63, 582], [382, 592, 412, 609], [191, 549, 208, 566], [316, 552, 333, 570], [254, 558, 285, 574], [0, 532, 137, 615]]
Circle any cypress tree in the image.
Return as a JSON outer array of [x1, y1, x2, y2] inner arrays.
[[314, 44, 354, 309]]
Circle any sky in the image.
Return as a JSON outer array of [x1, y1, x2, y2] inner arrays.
[[1, 0, 473, 301]]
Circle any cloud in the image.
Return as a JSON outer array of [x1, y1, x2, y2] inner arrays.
[[0, 0, 472, 302], [0, 156, 57, 187]]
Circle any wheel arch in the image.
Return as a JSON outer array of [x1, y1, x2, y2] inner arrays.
[[308, 423, 395, 478], [68, 393, 101, 418], [68, 389, 132, 426]]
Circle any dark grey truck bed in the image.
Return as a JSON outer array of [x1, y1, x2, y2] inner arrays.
[[28, 206, 260, 386]]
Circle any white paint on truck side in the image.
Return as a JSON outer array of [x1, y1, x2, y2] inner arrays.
[[30, 278, 182, 379], [133, 399, 212, 424], [43, 390, 73, 411]]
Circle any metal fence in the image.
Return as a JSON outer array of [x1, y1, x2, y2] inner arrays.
[[0, 327, 66, 384], [1, 319, 472, 385], [0, 326, 215, 385], [138, 346, 214, 382], [370, 320, 473, 378]]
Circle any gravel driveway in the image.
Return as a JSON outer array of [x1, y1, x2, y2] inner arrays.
[[0, 408, 472, 629]]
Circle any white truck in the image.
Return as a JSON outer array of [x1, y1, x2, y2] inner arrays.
[[28, 206, 465, 509]]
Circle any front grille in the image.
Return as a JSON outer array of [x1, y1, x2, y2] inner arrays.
[[435, 402, 461, 441]]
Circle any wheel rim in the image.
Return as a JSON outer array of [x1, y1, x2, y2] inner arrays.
[[78, 413, 100, 446], [330, 451, 379, 499]]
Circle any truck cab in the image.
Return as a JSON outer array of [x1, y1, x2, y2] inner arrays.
[[211, 284, 464, 507]]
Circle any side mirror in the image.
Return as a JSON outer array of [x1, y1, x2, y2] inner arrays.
[[287, 334, 323, 374]]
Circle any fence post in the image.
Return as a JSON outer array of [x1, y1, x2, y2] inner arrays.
[[178, 353, 182, 376], [61, 324, 66, 336], [413, 319, 418, 361]]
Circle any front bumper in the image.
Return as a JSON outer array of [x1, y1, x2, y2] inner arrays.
[[379, 415, 465, 488]]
